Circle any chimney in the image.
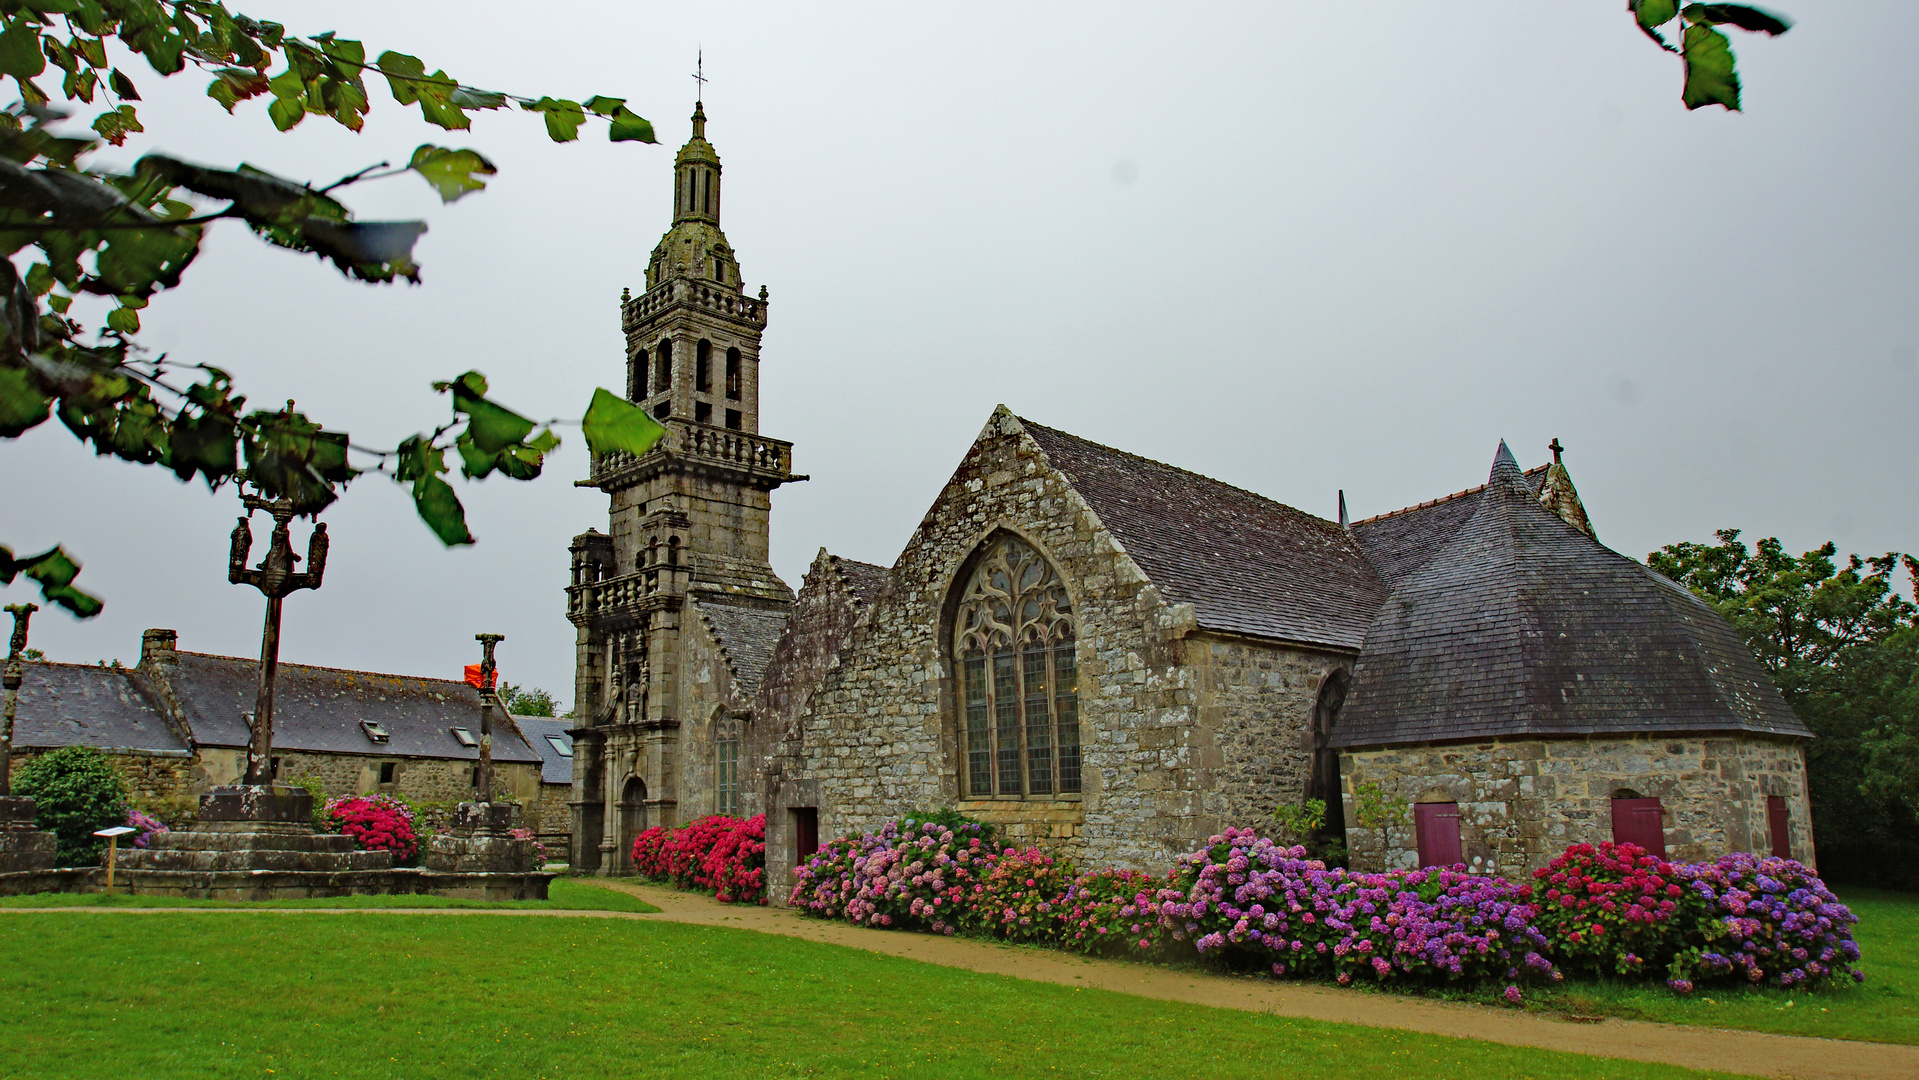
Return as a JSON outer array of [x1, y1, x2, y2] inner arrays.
[[141, 628, 178, 670]]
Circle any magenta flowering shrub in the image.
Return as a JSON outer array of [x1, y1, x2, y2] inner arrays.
[[630, 815, 766, 903], [789, 818, 997, 934], [323, 794, 417, 862], [126, 808, 169, 849], [1669, 852, 1862, 992], [955, 848, 1076, 942], [1059, 868, 1183, 956], [1533, 842, 1691, 978], [1164, 827, 1557, 988]]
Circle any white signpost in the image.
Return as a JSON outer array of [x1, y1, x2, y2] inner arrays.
[[92, 825, 136, 893]]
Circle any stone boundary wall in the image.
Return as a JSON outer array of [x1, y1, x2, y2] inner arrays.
[[1340, 733, 1814, 879]]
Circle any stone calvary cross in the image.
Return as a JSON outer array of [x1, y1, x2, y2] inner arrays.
[[227, 492, 328, 786]]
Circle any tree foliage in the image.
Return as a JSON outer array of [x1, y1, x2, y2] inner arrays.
[[501, 685, 557, 717], [13, 744, 130, 865], [1650, 530, 1919, 884], [1629, 2, 1792, 111], [0, 1, 669, 617]]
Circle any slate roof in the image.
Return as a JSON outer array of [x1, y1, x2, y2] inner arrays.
[[831, 556, 890, 606], [166, 652, 540, 763], [1332, 444, 1808, 748], [1021, 417, 1386, 650], [511, 715, 575, 785], [693, 600, 791, 698], [12, 663, 187, 753], [1351, 466, 1548, 590]]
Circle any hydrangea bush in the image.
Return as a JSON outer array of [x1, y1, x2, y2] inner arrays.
[[126, 808, 169, 849], [1670, 852, 1863, 992], [788, 819, 1865, 1001], [1167, 828, 1557, 990], [323, 794, 418, 862], [789, 819, 997, 934], [630, 814, 766, 903]]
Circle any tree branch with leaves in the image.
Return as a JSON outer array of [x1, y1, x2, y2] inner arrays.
[[0, 0, 669, 617], [1629, 1, 1792, 111]]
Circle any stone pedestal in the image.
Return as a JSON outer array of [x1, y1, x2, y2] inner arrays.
[[119, 822, 394, 874], [0, 795, 57, 873], [197, 784, 314, 825], [424, 801, 535, 874]]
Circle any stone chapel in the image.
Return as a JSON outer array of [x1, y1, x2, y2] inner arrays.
[[565, 104, 1815, 894]]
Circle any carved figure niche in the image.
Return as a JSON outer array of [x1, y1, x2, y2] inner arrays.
[[952, 534, 1080, 798]]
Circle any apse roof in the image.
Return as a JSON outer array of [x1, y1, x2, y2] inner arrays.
[[1332, 444, 1808, 748]]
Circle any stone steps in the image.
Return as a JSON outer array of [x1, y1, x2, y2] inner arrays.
[[118, 847, 393, 873], [141, 829, 360, 854]]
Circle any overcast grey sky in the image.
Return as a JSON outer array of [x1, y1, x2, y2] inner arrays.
[[4, 2, 1914, 707]]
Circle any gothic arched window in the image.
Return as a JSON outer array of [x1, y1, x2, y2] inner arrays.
[[952, 534, 1080, 797], [715, 715, 740, 817]]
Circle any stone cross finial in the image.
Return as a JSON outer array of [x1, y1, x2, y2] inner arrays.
[[1549, 437, 1565, 464], [5, 603, 34, 660], [474, 633, 504, 803], [692, 49, 707, 102]]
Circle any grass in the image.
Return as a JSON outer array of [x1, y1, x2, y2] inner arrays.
[[0, 877, 658, 913], [1338, 885, 1917, 1046], [0, 913, 1753, 1080]]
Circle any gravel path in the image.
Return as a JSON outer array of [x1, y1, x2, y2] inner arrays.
[[12, 882, 1915, 1080]]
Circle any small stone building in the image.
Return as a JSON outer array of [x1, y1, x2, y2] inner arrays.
[[10, 629, 549, 827], [1334, 443, 1812, 876], [512, 715, 578, 852]]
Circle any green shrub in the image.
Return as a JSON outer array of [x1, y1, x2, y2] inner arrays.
[[900, 807, 997, 847], [287, 774, 330, 831], [13, 747, 130, 865]]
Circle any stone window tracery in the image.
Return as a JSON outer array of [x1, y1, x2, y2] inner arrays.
[[952, 534, 1081, 797], [715, 716, 740, 816]]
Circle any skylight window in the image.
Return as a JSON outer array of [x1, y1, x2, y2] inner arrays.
[[360, 720, 390, 744], [451, 727, 478, 747], [546, 735, 573, 758]]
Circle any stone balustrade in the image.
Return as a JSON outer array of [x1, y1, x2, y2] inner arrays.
[[624, 280, 766, 329], [591, 424, 792, 486], [567, 566, 688, 620]]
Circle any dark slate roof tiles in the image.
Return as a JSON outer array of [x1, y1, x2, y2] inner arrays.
[[12, 663, 186, 753], [511, 715, 576, 785], [694, 600, 791, 698], [169, 652, 539, 763], [1333, 448, 1807, 748], [1021, 418, 1386, 651], [1350, 465, 1548, 590]]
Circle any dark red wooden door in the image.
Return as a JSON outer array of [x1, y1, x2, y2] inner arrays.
[[1414, 802, 1463, 868], [792, 807, 820, 867], [1767, 796, 1791, 859], [1610, 797, 1666, 859]]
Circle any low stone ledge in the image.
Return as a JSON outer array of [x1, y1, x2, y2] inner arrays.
[[0, 865, 553, 901]]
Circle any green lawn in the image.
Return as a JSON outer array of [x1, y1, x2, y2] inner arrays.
[[0, 877, 657, 913], [0, 913, 1753, 1080], [1366, 885, 1917, 1046]]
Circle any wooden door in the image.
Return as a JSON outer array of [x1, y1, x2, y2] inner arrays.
[[1413, 802, 1463, 868], [1767, 795, 1791, 859], [1610, 797, 1666, 859]]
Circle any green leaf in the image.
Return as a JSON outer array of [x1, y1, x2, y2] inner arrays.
[[375, 50, 426, 104], [412, 475, 473, 546], [1, 545, 103, 618], [440, 370, 535, 453], [407, 145, 495, 203], [582, 387, 666, 458], [0, 364, 53, 436], [163, 410, 238, 486], [0, 20, 47, 81], [207, 67, 270, 113], [529, 97, 585, 142], [104, 302, 138, 334], [1682, 22, 1741, 110], [267, 93, 304, 131], [607, 106, 656, 144], [1691, 4, 1792, 34], [1635, 0, 1680, 30], [107, 67, 138, 100], [449, 87, 506, 110]]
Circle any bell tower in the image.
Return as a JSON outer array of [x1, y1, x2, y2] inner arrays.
[[565, 100, 800, 874]]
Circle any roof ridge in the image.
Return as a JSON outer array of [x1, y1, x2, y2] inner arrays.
[[1353, 464, 1550, 526], [174, 650, 474, 690], [1017, 416, 1337, 529]]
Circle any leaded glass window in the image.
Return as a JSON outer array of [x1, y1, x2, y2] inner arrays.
[[953, 534, 1081, 797], [715, 717, 740, 817]]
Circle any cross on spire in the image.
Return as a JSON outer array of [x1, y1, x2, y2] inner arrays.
[[692, 49, 706, 103], [1549, 437, 1565, 464]]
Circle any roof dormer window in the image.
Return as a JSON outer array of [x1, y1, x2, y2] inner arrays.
[[360, 720, 390, 744], [546, 735, 573, 758], [451, 727, 478, 747]]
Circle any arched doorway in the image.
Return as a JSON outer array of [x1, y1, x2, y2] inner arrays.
[[1310, 669, 1351, 849], [618, 775, 647, 873]]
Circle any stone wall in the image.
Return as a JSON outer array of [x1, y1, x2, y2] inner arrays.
[[673, 601, 745, 820], [762, 410, 1337, 900], [9, 748, 195, 812], [1340, 734, 1814, 879]]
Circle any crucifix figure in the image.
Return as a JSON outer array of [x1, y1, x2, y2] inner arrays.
[[1, 602, 37, 796], [474, 634, 503, 803], [229, 492, 329, 785]]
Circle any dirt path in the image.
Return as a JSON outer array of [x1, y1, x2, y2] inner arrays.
[[11, 885, 1916, 1080]]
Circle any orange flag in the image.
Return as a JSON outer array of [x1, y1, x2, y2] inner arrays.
[[463, 664, 498, 690]]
